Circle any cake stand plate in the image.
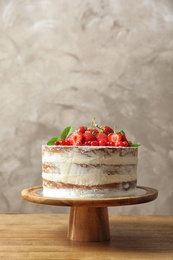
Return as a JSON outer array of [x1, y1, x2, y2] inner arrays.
[[21, 186, 158, 242]]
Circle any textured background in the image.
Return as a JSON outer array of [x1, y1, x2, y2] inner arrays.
[[0, 0, 173, 214]]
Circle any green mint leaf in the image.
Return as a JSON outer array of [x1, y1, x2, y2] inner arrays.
[[47, 137, 60, 145], [131, 143, 141, 147], [60, 126, 73, 140], [47, 126, 73, 145], [119, 130, 126, 136]]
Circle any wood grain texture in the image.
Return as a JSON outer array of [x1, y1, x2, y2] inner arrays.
[[67, 207, 110, 242], [21, 186, 158, 207], [0, 215, 172, 260], [21, 186, 158, 242]]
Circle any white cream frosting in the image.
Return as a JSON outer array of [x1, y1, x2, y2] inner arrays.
[[42, 147, 138, 165], [42, 146, 138, 197], [42, 166, 137, 185], [42, 187, 136, 198]]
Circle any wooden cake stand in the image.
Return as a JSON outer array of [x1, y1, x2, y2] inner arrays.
[[21, 186, 158, 242]]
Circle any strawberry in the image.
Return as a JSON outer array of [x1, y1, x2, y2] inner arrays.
[[83, 132, 96, 143], [96, 133, 108, 146], [66, 132, 83, 145], [85, 128, 99, 135], [77, 125, 87, 134], [108, 133, 123, 146], [121, 134, 128, 142], [100, 125, 114, 135]]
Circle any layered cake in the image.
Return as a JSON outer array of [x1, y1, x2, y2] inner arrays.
[[42, 119, 140, 198]]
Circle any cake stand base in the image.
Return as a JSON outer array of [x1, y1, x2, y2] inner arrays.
[[21, 186, 158, 242], [68, 207, 110, 242]]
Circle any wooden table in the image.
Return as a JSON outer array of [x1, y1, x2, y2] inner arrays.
[[0, 214, 172, 259]]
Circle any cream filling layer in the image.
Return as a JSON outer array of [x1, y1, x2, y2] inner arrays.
[[42, 170, 137, 186], [42, 151, 138, 165], [42, 187, 136, 198]]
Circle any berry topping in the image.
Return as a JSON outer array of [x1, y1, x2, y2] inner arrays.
[[100, 126, 114, 135], [77, 126, 87, 134], [47, 118, 140, 147], [83, 132, 96, 143], [76, 141, 83, 146], [98, 140, 107, 146], [122, 141, 129, 147], [90, 140, 99, 146], [66, 132, 83, 145], [59, 140, 66, 145], [108, 133, 124, 146], [85, 128, 99, 135], [96, 133, 108, 144]]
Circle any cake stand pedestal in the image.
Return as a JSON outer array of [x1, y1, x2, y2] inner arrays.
[[21, 186, 158, 242]]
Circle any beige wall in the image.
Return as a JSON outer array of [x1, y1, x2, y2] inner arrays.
[[0, 0, 173, 214]]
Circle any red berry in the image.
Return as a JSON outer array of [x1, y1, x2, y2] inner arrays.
[[123, 141, 129, 147], [54, 141, 60, 145], [83, 132, 96, 142], [117, 141, 124, 147], [107, 141, 115, 146], [76, 141, 83, 146], [60, 140, 66, 145], [66, 132, 83, 146], [77, 126, 87, 134], [85, 128, 99, 135], [96, 133, 108, 143], [65, 140, 71, 145], [101, 125, 114, 135], [83, 141, 91, 146], [90, 140, 99, 146], [99, 140, 107, 146], [121, 134, 128, 142], [108, 133, 123, 146]]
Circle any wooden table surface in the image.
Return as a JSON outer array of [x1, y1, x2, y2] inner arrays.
[[0, 214, 172, 260]]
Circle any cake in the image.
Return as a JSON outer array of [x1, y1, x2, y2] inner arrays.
[[42, 119, 140, 198]]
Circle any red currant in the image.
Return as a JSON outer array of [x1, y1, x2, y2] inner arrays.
[[54, 141, 60, 145], [76, 141, 83, 146], [117, 141, 124, 147], [90, 140, 99, 146], [99, 140, 107, 146], [65, 140, 71, 145], [107, 141, 115, 146], [59, 140, 66, 145], [83, 141, 91, 146], [123, 141, 129, 147]]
